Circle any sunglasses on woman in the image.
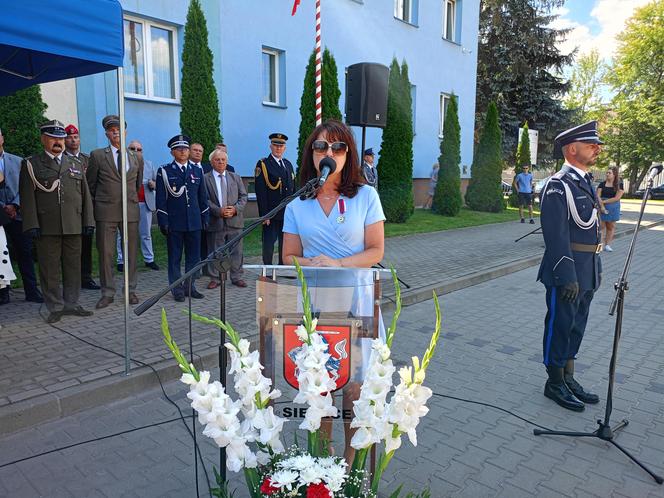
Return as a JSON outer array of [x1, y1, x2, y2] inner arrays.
[[312, 140, 348, 155]]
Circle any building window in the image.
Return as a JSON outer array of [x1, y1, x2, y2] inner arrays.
[[123, 17, 178, 102], [443, 0, 456, 41], [262, 47, 286, 106], [439, 93, 452, 137], [395, 0, 418, 25]]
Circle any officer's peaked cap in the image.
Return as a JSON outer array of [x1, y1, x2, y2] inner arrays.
[[269, 133, 288, 144], [168, 134, 191, 149], [40, 120, 67, 138], [364, 147, 374, 156], [553, 121, 604, 159]]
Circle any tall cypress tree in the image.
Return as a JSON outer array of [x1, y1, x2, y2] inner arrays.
[[465, 102, 505, 212], [377, 58, 414, 223], [296, 48, 342, 171], [0, 86, 47, 157], [509, 123, 532, 207], [433, 95, 462, 216], [179, 0, 221, 155]]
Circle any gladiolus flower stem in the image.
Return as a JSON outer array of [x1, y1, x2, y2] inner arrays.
[[371, 450, 395, 495]]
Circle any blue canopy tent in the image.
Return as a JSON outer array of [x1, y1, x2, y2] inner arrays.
[[0, 1, 134, 374]]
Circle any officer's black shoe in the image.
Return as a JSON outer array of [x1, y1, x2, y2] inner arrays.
[[544, 367, 585, 412], [145, 261, 160, 271], [25, 289, 44, 303], [82, 279, 101, 290], [0, 289, 9, 305], [173, 293, 185, 302], [564, 359, 599, 404], [117, 263, 124, 273], [185, 289, 204, 299]]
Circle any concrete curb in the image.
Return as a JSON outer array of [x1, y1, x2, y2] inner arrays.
[[2, 217, 662, 436]]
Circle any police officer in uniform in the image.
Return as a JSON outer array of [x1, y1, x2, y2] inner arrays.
[[156, 135, 209, 302], [19, 120, 95, 323], [361, 147, 377, 188], [537, 121, 603, 412], [64, 124, 99, 290], [254, 133, 295, 265]]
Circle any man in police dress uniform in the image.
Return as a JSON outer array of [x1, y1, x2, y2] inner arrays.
[[156, 135, 209, 302], [64, 124, 99, 291], [19, 120, 95, 323], [537, 121, 603, 412], [254, 133, 295, 265], [361, 147, 378, 188]]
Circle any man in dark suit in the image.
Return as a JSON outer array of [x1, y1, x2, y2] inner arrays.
[[0, 128, 43, 304], [156, 135, 209, 302], [538, 121, 604, 412], [254, 133, 295, 265], [19, 120, 95, 323], [204, 148, 247, 289], [64, 124, 99, 290], [86, 115, 143, 309]]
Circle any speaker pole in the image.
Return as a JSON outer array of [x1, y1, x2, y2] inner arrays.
[[361, 126, 367, 167]]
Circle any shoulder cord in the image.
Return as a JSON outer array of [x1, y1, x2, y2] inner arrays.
[[260, 160, 282, 191], [562, 181, 598, 230], [160, 169, 186, 198], [26, 159, 62, 204]]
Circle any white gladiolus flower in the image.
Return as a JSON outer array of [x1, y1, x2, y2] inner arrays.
[[294, 324, 309, 341]]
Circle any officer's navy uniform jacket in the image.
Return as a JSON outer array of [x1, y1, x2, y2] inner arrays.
[[538, 164, 602, 367], [156, 161, 210, 295]]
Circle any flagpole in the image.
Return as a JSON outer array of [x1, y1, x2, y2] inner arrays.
[[315, 0, 322, 126]]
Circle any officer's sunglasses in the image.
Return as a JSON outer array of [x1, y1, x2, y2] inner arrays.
[[312, 140, 348, 155]]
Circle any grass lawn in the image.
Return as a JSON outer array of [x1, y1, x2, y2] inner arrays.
[[8, 205, 533, 288]]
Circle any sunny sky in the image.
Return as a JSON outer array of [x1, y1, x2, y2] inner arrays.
[[551, 0, 652, 60]]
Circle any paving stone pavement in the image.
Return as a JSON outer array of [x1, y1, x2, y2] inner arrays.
[[0, 224, 662, 497], [1, 202, 662, 416]]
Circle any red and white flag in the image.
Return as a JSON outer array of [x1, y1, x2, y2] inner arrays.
[[291, 0, 301, 15]]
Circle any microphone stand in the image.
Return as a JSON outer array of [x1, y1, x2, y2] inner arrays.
[[533, 175, 663, 484], [135, 176, 320, 484]]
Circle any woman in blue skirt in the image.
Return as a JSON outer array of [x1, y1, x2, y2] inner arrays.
[[597, 166, 624, 252]]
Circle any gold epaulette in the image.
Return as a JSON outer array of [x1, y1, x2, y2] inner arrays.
[[258, 159, 282, 191]]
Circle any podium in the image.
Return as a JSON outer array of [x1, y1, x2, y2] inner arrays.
[[245, 265, 391, 437]]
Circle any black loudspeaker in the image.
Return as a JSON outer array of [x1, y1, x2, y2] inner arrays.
[[345, 62, 390, 128]]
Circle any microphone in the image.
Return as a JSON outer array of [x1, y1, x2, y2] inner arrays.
[[647, 163, 663, 182], [317, 157, 337, 187]]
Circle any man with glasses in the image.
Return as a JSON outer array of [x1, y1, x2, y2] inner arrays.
[[254, 132, 295, 265], [514, 163, 535, 224], [116, 140, 159, 271], [537, 121, 603, 412]]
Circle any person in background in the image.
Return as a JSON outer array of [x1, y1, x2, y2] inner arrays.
[[361, 147, 377, 188], [156, 134, 209, 302], [0, 128, 43, 304], [215, 143, 235, 172], [514, 164, 535, 224], [597, 166, 623, 253], [424, 162, 439, 209], [64, 124, 100, 290], [282, 119, 385, 463], [116, 140, 159, 270], [0, 170, 17, 301], [254, 133, 295, 265], [204, 148, 248, 289], [19, 120, 95, 323]]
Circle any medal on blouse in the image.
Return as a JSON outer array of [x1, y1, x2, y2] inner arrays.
[[336, 198, 346, 224]]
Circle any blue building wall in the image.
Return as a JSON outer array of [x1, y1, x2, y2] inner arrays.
[[75, 0, 479, 179]]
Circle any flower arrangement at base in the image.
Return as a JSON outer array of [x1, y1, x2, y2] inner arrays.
[[162, 260, 441, 497]]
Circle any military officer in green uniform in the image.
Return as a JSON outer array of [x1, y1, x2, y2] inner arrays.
[[254, 132, 295, 265], [19, 120, 95, 323]]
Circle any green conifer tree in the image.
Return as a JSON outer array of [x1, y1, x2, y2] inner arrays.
[[0, 86, 48, 157], [509, 123, 532, 207], [296, 48, 342, 171], [465, 102, 505, 212], [432, 95, 462, 216], [179, 0, 221, 155], [377, 58, 414, 223]]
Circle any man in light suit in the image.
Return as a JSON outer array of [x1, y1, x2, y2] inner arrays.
[[86, 115, 143, 309], [116, 140, 159, 271], [204, 148, 247, 288], [0, 127, 43, 305]]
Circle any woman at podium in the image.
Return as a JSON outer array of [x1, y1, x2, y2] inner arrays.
[[282, 119, 386, 461]]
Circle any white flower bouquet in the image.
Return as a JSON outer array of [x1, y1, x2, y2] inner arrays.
[[162, 260, 441, 497]]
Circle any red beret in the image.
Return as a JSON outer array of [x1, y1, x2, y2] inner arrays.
[[65, 124, 79, 135]]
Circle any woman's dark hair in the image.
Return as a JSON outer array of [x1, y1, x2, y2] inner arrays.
[[608, 166, 620, 187], [299, 119, 364, 198]]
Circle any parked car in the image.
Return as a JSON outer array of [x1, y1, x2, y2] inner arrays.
[[533, 176, 551, 202], [635, 183, 664, 200]]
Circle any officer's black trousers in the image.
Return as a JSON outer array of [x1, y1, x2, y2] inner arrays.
[[81, 233, 94, 281], [262, 219, 283, 265], [543, 286, 595, 368], [167, 230, 201, 296]]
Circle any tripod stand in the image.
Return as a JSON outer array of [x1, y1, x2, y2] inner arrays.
[[533, 174, 663, 484]]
